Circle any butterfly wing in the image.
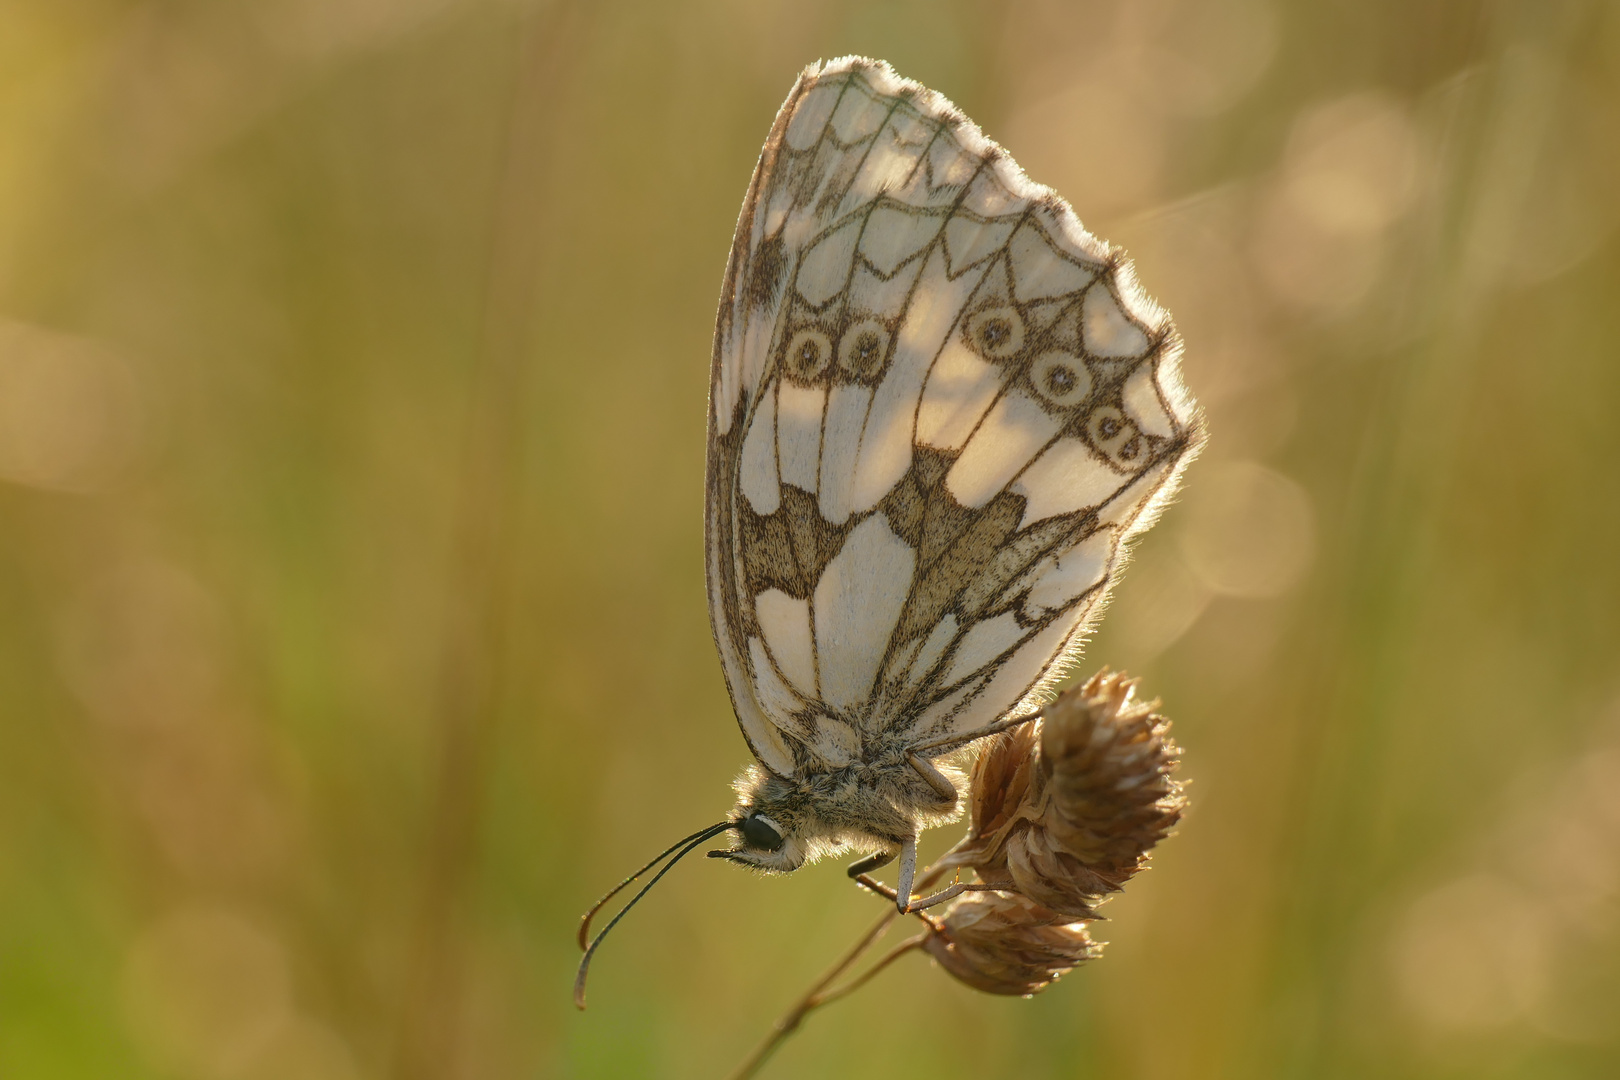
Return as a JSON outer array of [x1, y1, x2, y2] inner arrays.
[[707, 57, 1202, 780]]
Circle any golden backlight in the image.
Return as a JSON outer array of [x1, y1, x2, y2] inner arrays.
[[1, 2, 1616, 1078]]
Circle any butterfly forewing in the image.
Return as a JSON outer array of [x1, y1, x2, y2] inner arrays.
[[707, 57, 1200, 781]]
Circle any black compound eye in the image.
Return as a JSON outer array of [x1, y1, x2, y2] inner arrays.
[[740, 813, 784, 851]]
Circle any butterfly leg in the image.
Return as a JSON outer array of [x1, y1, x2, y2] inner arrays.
[[907, 713, 1040, 756], [900, 878, 1004, 912], [905, 751, 958, 802], [909, 882, 969, 910], [846, 849, 896, 879], [895, 834, 919, 912], [893, 837, 988, 912]]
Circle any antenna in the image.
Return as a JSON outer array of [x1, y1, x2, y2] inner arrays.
[[574, 819, 734, 1009]]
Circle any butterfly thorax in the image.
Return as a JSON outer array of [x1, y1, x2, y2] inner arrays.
[[717, 748, 967, 873]]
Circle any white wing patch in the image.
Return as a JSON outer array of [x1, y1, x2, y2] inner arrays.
[[1013, 438, 1127, 527], [739, 389, 779, 514], [775, 382, 823, 494], [813, 514, 915, 711], [755, 588, 816, 700], [818, 383, 871, 524], [706, 58, 1203, 776], [917, 336, 1001, 451], [945, 389, 1062, 508]]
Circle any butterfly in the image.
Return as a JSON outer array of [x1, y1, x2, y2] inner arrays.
[[576, 55, 1201, 1006]]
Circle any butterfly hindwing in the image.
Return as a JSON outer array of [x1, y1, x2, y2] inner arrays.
[[707, 58, 1201, 779]]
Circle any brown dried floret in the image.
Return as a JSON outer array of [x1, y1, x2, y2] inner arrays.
[[915, 670, 1182, 997], [940, 668, 1185, 917], [920, 891, 1101, 996]]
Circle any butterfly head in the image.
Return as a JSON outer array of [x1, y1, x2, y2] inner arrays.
[[710, 806, 809, 872]]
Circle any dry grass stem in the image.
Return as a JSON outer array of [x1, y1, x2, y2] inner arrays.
[[724, 905, 902, 1080]]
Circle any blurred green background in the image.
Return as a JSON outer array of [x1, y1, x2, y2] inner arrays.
[[2, 1, 1617, 1077]]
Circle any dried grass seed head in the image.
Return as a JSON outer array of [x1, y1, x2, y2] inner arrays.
[[921, 891, 1102, 996], [918, 670, 1184, 997], [945, 669, 1186, 916]]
